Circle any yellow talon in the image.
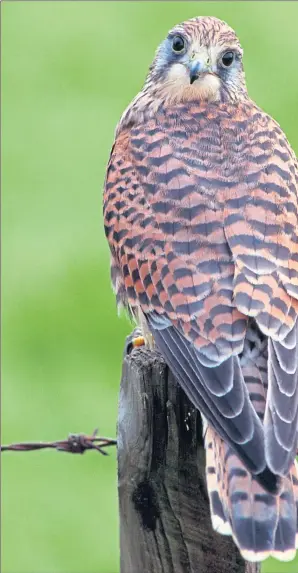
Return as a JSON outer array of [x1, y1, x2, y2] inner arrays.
[[132, 336, 146, 348]]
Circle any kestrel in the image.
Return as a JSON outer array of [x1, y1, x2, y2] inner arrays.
[[103, 16, 298, 562]]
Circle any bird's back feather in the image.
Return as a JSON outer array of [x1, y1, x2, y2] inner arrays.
[[104, 98, 298, 561]]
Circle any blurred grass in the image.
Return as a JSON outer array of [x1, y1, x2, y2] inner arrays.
[[2, 2, 298, 572]]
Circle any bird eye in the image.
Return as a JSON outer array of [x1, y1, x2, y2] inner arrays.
[[172, 35, 186, 53], [221, 51, 234, 67]]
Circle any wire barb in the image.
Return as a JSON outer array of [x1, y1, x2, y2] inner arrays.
[[1, 429, 117, 455]]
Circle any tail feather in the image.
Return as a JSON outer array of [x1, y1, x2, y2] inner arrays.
[[205, 435, 232, 535], [293, 469, 298, 550], [206, 427, 298, 562]]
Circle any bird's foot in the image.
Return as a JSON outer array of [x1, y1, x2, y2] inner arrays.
[[132, 335, 146, 348], [124, 328, 146, 357]]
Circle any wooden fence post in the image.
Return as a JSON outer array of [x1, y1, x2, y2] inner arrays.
[[117, 343, 260, 573]]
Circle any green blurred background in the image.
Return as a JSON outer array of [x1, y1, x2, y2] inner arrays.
[[2, 2, 298, 572]]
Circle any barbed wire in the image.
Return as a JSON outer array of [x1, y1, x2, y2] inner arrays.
[[1, 429, 117, 456]]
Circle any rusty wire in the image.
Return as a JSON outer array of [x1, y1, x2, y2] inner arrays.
[[1, 429, 117, 456]]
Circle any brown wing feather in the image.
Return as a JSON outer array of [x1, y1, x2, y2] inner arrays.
[[104, 99, 298, 480], [220, 104, 298, 476], [104, 103, 249, 360], [223, 108, 298, 339]]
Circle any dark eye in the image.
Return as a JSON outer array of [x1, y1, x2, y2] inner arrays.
[[172, 35, 185, 53], [221, 51, 234, 67]]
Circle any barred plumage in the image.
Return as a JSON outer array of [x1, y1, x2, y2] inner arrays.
[[103, 16, 298, 562]]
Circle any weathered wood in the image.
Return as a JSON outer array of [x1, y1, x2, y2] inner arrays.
[[118, 344, 260, 573]]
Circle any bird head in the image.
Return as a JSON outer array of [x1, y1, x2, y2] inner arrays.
[[146, 16, 247, 103]]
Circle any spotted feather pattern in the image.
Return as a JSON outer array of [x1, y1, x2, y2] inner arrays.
[[206, 329, 298, 561], [205, 332, 298, 561], [104, 79, 298, 559], [206, 428, 298, 562]]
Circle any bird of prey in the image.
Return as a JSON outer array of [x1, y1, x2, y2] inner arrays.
[[103, 16, 298, 562]]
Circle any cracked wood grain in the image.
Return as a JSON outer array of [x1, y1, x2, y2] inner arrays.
[[118, 344, 260, 573]]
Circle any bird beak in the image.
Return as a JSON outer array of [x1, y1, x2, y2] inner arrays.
[[189, 59, 210, 85]]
